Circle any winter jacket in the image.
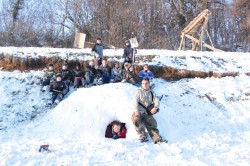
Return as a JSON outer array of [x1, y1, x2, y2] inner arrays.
[[97, 65, 111, 76], [61, 69, 73, 82], [105, 121, 127, 139], [85, 65, 97, 77], [111, 67, 123, 81], [92, 43, 109, 59], [43, 70, 55, 81], [133, 88, 160, 114], [49, 81, 68, 95], [73, 68, 85, 78], [122, 70, 139, 84], [138, 70, 154, 81], [123, 45, 133, 61]]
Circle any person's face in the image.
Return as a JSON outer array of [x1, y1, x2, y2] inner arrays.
[[89, 61, 94, 66], [141, 79, 150, 90], [112, 125, 121, 133], [126, 42, 129, 46], [62, 65, 67, 70], [102, 60, 107, 66], [49, 66, 54, 71], [129, 67, 133, 72], [97, 39, 101, 44], [56, 76, 62, 81], [115, 64, 119, 68], [144, 65, 148, 71]]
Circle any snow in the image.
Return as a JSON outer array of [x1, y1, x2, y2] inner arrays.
[[1, 47, 250, 73], [0, 48, 250, 165]]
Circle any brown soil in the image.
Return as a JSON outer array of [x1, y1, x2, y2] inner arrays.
[[0, 55, 248, 80]]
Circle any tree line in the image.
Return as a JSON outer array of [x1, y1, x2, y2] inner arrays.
[[0, 0, 249, 51]]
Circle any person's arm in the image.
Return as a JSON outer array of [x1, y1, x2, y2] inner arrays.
[[62, 82, 68, 95], [119, 128, 126, 138], [91, 44, 96, 52], [148, 71, 154, 79], [138, 70, 144, 79], [153, 92, 160, 108], [133, 90, 141, 116], [123, 48, 127, 58]]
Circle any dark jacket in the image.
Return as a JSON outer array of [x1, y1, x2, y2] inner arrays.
[[49, 81, 68, 95], [97, 65, 111, 76], [85, 65, 97, 77], [123, 45, 133, 60], [73, 68, 85, 78], [61, 69, 73, 82], [105, 121, 127, 139], [43, 69, 55, 81], [123, 70, 139, 84], [92, 43, 109, 58]]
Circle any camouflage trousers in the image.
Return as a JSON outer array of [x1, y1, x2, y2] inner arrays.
[[131, 112, 161, 142]]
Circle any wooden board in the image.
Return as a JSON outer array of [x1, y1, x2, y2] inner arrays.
[[74, 33, 86, 49]]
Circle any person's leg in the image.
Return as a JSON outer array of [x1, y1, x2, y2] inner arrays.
[[143, 114, 161, 142], [55, 93, 64, 104], [51, 94, 57, 104], [74, 77, 79, 88], [131, 113, 148, 140], [98, 58, 102, 66], [81, 78, 86, 87]]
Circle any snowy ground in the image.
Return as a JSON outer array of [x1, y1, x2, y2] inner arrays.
[[1, 47, 250, 74], [0, 69, 249, 165]]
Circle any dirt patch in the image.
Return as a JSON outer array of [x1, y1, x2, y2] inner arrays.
[[0, 55, 248, 80]]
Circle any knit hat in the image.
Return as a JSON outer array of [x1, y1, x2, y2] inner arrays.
[[56, 73, 62, 78]]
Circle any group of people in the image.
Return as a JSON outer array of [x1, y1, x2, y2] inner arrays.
[[40, 60, 155, 105], [40, 37, 167, 144]]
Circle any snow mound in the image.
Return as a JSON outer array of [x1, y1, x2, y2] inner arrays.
[[33, 83, 141, 140]]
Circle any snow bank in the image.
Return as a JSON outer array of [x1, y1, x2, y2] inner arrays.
[[0, 69, 249, 165]]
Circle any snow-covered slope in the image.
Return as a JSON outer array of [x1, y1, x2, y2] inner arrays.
[[1, 47, 250, 74], [0, 69, 249, 165]]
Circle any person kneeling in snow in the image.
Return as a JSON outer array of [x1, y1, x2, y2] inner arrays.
[[49, 73, 68, 105], [105, 121, 127, 139], [122, 63, 139, 86], [131, 77, 167, 144], [110, 62, 123, 83], [138, 64, 155, 89], [41, 63, 56, 92]]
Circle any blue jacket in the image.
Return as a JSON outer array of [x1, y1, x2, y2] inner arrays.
[[138, 70, 154, 80], [92, 43, 109, 58]]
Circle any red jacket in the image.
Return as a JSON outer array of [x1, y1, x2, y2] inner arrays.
[[105, 121, 126, 139]]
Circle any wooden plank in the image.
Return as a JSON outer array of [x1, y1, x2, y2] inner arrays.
[[74, 33, 86, 49], [181, 9, 211, 34], [185, 34, 223, 52]]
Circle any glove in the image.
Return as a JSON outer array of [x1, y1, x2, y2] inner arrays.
[[113, 134, 120, 139]]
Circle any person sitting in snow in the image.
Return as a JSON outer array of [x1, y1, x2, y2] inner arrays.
[[131, 77, 167, 144], [95, 58, 111, 84], [138, 64, 155, 89], [85, 60, 97, 87], [41, 63, 56, 92], [105, 121, 126, 139], [110, 61, 123, 83], [72, 63, 86, 90], [122, 63, 139, 86], [49, 73, 68, 105], [61, 63, 72, 92], [123, 40, 133, 64]]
